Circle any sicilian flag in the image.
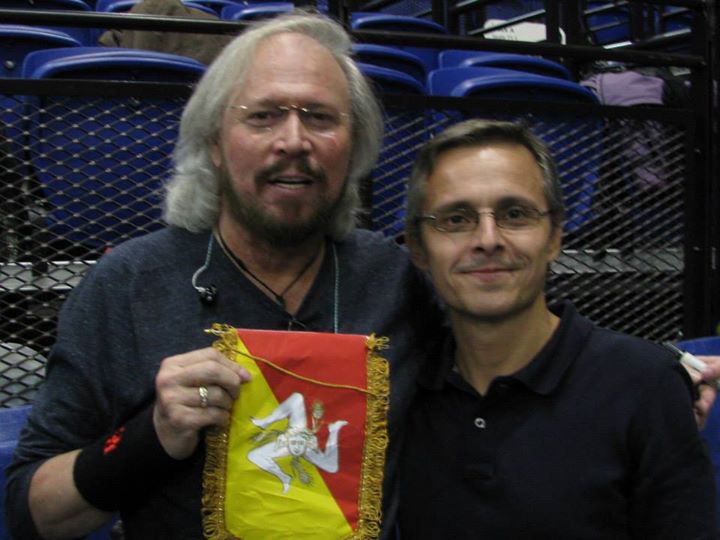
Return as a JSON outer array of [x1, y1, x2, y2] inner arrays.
[[202, 324, 390, 540]]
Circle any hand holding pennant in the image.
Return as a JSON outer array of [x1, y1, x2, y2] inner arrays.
[[202, 325, 390, 540]]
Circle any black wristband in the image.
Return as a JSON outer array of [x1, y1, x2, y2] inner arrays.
[[73, 404, 190, 511]]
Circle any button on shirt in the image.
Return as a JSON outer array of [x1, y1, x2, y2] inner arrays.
[[398, 302, 716, 539]]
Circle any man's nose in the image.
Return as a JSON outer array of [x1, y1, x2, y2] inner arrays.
[[272, 111, 312, 156], [470, 213, 504, 252]]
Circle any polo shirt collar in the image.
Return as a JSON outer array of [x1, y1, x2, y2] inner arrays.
[[419, 301, 594, 396]]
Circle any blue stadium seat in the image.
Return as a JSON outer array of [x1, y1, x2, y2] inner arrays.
[[358, 63, 427, 238], [4, 0, 95, 45], [439, 49, 572, 80], [21, 47, 206, 249], [352, 44, 426, 86], [358, 62, 426, 96], [428, 66, 599, 234], [5, 0, 91, 9], [0, 25, 82, 171], [221, 2, 294, 21], [0, 405, 31, 540], [0, 25, 82, 78], [677, 337, 720, 530], [0, 25, 83, 201], [94, 0, 137, 11], [350, 12, 448, 72], [22, 46, 206, 80], [428, 66, 595, 102], [584, 1, 630, 45], [659, 7, 693, 33]]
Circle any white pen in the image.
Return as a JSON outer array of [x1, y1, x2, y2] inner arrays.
[[664, 342, 720, 389]]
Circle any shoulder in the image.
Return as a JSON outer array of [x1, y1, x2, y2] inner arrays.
[[585, 323, 677, 370], [341, 228, 409, 254], [336, 229, 441, 318], [66, 228, 208, 306], [337, 229, 413, 271], [92, 227, 207, 276], [577, 318, 690, 396]]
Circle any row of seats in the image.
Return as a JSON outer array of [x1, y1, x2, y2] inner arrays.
[[2, 46, 206, 249], [585, 2, 694, 45], [4, 0, 245, 10], [3, 1, 696, 54], [95, 0, 300, 21], [2, 34, 599, 245], [350, 43, 598, 237], [3, 0, 300, 47], [2, 3, 696, 55]]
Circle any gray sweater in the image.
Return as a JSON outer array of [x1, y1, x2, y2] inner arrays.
[[6, 226, 444, 539]]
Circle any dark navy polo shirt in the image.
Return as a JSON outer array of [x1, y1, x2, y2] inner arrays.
[[398, 302, 716, 539]]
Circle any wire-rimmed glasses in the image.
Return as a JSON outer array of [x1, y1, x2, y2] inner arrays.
[[229, 103, 349, 134], [417, 205, 552, 233]]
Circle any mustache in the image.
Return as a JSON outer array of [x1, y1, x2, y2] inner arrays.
[[456, 258, 524, 273], [255, 157, 326, 184]]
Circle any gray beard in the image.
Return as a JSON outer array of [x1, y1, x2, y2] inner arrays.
[[218, 164, 338, 248]]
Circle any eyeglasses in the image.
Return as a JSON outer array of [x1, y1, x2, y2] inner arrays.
[[229, 104, 349, 134], [417, 205, 552, 233]]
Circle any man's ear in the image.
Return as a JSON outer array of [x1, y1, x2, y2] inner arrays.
[[547, 225, 563, 262], [209, 141, 222, 168], [406, 232, 429, 271]]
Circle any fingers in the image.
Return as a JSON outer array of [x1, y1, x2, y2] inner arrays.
[[157, 347, 250, 401], [694, 383, 716, 430], [153, 348, 251, 459], [697, 355, 720, 383], [191, 384, 234, 411]]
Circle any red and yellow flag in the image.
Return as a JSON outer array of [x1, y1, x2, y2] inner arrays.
[[202, 325, 390, 540]]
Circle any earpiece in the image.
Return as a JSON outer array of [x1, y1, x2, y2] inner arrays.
[[192, 234, 217, 306], [196, 284, 217, 305]]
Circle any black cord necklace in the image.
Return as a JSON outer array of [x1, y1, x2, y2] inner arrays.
[[215, 229, 323, 311]]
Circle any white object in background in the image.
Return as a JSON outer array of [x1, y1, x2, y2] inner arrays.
[[484, 19, 567, 44]]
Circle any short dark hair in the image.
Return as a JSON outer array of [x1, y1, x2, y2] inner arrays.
[[405, 119, 565, 242]]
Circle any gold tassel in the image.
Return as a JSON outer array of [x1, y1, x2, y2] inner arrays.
[[349, 334, 390, 539], [202, 325, 239, 540]]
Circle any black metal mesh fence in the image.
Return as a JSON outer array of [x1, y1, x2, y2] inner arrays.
[[367, 103, 687, 340], [1, 88, 188, 407], [0, 90, 691, 407]]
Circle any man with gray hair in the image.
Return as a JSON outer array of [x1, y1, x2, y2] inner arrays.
[[398, 119, 716, 538], [5, 10, 442, 539]]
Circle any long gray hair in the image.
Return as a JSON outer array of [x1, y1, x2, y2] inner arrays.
[[405, 119, 566, 242], [163, 10, 383, 240]]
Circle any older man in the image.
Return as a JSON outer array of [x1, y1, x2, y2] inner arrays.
[[398, 119, 716, 538], [6, 11, 442, 539]]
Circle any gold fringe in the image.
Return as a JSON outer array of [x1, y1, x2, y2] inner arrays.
[[201, 325, 390, 540], [348, 333, 390, 539], [202, 326, 239, 540]]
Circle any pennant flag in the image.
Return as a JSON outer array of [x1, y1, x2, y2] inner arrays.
[[202, 325, 390, 540]]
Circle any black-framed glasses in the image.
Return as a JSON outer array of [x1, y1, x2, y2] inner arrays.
[[229, 104, 349, 134], [417, 205, 552, 233]]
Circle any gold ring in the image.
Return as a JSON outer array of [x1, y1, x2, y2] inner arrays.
[[198, 385, 209, 408]]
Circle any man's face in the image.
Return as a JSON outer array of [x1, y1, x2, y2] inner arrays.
[[411, 142, 561, 323], [288, 435, 307, 457], [211, 32, 352, 246]]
